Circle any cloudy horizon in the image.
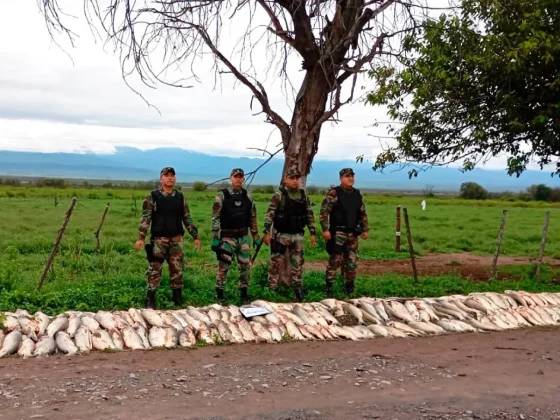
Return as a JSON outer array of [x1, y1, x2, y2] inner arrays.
[[0, 1, 552, 173]]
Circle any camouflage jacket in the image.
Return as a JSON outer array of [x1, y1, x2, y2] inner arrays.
[[263, 188, 316, 235], [138, 186, 199, 240], [211, 187, 259, 238], [319, 186, 369, 233]]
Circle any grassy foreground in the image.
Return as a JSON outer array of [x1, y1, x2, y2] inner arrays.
[[0, 187, 559, 315]]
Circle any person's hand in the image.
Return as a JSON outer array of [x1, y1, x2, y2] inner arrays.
[[310, 235, 316, 247], [194, 239, 202, 251], [263, 233, 271, 246], [135, 239, 145, 251], [323, 231, 331, 241], [361, 232, 368, 240]]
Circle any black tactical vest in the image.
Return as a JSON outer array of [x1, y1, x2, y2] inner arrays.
[[329, 186, 363, 232], [273, 188, 308, 234], [150, 190, 185, 238], [220, 188, 252, 231]]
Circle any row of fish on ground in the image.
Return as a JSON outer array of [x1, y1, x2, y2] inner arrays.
[[1, 290, 560, 358]]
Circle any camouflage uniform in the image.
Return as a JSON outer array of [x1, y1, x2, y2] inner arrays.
[[138, 185, 199, 293], [211, 168, 260, 303], [320, 168, 369, 296], [263, 170, 316, 297]]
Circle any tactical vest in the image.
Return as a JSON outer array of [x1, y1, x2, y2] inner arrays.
[[150, 190, 185, 238], [220, 188, 252, 231], [273, 188, 308, 234], [330, 186, 363, 232]]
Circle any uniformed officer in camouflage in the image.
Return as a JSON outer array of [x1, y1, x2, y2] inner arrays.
[[135, 167, 202, 309], [211, 168, 261, 304], [320, 167, 369, 298], [263, 169, 316, 302]]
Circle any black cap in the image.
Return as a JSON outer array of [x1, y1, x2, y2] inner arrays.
[[160, 167, 176, 175], [339, 168, 355, 176], [230, 168, 245, 176]]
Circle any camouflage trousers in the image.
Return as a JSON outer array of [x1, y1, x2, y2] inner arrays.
[[268, 233, 304, 289], [216, 235, 251, 290], [325, 231, 358, 285], [146, 236, 184, 291]]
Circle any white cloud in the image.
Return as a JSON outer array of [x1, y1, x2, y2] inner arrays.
[[0, 0, 553, 174]]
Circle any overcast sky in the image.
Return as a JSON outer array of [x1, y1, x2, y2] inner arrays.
[[0, 1, 543, 171]]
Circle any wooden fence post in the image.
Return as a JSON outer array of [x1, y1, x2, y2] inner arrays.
[[395, 205, 401, 252], [490, 209, 508, 279], [94, 202, 111, 252], [535, 211, 551, 281], [403, 207, 418, 286], [37, 197, 78, 291]]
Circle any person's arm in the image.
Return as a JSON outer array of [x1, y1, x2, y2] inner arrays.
[[137, 192, 153, 241], [210, 191, 224, 239]]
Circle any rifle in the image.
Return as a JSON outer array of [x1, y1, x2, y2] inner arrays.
[[250, 239, 263, 266]]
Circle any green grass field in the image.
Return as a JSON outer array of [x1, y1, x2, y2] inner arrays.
[[1, 185, 559, 315]]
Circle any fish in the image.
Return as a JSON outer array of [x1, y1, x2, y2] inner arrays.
[[3, 316, 21, 332], [178, 310, 201, 330], [128, 308, 149, 330], [387, 321, 423, 336], [383, 326, 409, 338], [122, 326, 146, 350], [141, 309, 164, 327], [80, 316, 100, 331], [251, 322, 273, 342], [277, 309, 305, 326], [17, 316, 38, 341], [319, 299, 337, 310], [311, 303, 341, 325], [220, 309, 233, 322], [110, 329, 125, 350], [542, 307, 560, 323], [284, 320, 306, 340], [463, 317, 500, 332], [95, 311, 120, 331], [33, 336, 57, 357], [186, 307, 213, 326], [47, 316, 68, 338], [148, 326, 167, 347], [34, 312, 51, 336], [207, 308, 222, 323], [179, 326, 197, 347], [160, 312, 183, 333], [437, 319, 472, 333], [408, 321, 445, 334], [367, 324, 389, 337], [267, 324, 284, 342], [55, 331, 78, 355], [0, 330, 22, 358], [133, 323, 151, 349], [383, 301, 414, 323], [331, 326, 358, 341], [0, 330, 4, 348], [415, 300, 440, 321], [74, 326, 93, 353], [250, 300, 275, 312], [91, 330, 116, 351], [196, 324, 214, 345], [164, 326, 179, 348], [463, 297, 491, 313], [66, 314, 82, 338], [292, 305, 316, 326], [214, 320, 234, 342], [226, 322, 245, 344], [404, 301, 422, 322], [343, 303, 365, 324], [170, 312, 190, 329]]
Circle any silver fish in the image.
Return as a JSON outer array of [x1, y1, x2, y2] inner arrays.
[[251, 322, 273, 342], [66, 314, 82, 338], [0, 330, 4, 348], [3, 315, 21, 332], [55, 331, 78, 355], [0, 330, 22, 358], [33, 336, 57, 357], [367, 324, 389, 337], [122, 326, 146, 350], [164, 326, 179, 348], [81, 315, 100, 331], [284, 320, 306, 340], [47, 316, 68, 338], [74, 326, 93, 353], [148, 326, 167, 347], [292, 305, 316, 325], [17, 316, 38, 341], [141, 309, 164, 327], [207, 308, 223, 323], [226, 322, 245, 344], [133, 323, 151, 349], [94, 311, 119, 331], [343, 303, 364, 324], [34, 312, 51, 336], [128, 308, 149, 329], [179, 325, 197, 347], [178, 309, 201, 330]]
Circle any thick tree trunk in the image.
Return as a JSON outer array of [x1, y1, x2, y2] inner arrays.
[[276, 68, 330, 289]]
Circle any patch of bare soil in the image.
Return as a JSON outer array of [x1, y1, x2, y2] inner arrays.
[[0, 328, 559, 419], [306, 252, 560, 281]]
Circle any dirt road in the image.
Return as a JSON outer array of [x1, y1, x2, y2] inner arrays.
[[307, 252, 560, 281], [1, 328, 559, 419]]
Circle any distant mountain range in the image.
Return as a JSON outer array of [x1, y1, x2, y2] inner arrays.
[[0, 147, 558, 192]]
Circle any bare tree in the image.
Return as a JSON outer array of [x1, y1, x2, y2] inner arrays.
[[38, 0, 436, 187]]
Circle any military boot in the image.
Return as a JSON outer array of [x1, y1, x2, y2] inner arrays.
[[344, 281, 355, 297], [145, 289, 156, 309], [171, 288, 183, 306], [216, 287, 227, 306], [294, 287, 305, 303], [325, 283, 333, 298], [239, 287, 250, 305]]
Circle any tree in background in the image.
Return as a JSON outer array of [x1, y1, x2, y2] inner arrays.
[[459, 182, 489, 200], [365, 0, 560, 178], [38, 0, 436, 187]]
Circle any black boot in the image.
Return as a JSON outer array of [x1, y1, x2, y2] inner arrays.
[[294, 287, 305, 303], [344, 281, 355, 297], [239, 287, 250, 305], [325, 283, 333, 298], [171, 288, 183, 306], [145, 289, 156, 309], [216, 287, 226, 305]]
